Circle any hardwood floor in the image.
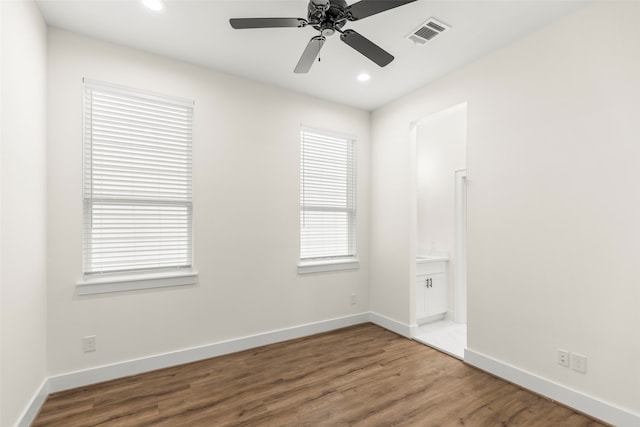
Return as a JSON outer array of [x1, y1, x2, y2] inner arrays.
[[33, 323, 607, 426]]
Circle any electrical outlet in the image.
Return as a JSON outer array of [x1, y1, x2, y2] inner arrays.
[[557, 349, 570, 367], [571, 353, 587, 373], [83, 335, 96, 353], [350, 294, 357, 306]]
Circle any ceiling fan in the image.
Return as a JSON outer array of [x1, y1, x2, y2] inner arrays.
[[230, 0, 418, 73]]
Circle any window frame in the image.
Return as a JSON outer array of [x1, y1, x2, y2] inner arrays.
[[298, 126, 358, 274], [77, 79, 197, 295]]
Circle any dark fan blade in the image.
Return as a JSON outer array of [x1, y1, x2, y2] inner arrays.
[[340, 29, 393, 67], [347, 0, 417, 21], [294, 36, 326, 74], [230, 17, 307, 29]]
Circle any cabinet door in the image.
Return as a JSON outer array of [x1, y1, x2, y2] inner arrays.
[[426, 273, 447, 316], [415, 276, 428, 319]]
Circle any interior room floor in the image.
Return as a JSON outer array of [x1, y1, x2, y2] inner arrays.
[[414, 319, 467, 360], [33, 323, 604, 427]]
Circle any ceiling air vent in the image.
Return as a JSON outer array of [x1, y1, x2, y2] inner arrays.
[[406, 18, 450, 46]]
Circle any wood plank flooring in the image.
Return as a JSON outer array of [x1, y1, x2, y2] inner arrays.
[[33, 323, 607, 426]]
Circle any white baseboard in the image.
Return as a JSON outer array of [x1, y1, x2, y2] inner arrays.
[[45, 311, 411, 394], [409, 323, 420, 338], [16, 378, 49, 427], [46, 311, 410, 394], [465, 349, 640, 427], [35, 313, 640, 427], [368, 311, 412, 338], [22, 311, 411, 426], [19, 313, 371, 426], [48, 312, 370, 393]]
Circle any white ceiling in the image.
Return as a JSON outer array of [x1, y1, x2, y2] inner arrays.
[[36, 0, 587, 111]]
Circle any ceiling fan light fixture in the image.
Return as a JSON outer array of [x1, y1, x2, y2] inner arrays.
[[357, 73, 371, 82], [142, 0, 166, 12]]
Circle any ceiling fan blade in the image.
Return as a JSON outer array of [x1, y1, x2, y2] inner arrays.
[[340, 29, 393, 67], [294, 36, 326, 74], [347, 0, 418, 21], [229, 17, 307, 29]]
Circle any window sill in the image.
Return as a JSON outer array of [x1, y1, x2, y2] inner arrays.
[[298, 258, 359, 274], [77, 270, 198, 295]]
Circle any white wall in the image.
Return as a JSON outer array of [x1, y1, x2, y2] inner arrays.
[[47, 29, 370, 376], [0, 1, 49, 425], [372, 0, 640, 419]]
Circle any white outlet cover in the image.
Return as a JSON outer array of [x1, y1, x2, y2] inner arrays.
[[83, 335, 96, 353], [557, 349, 570, 367], [571, 353, 587, 373]]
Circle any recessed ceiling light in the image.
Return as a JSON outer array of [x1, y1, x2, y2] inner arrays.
[[357, 73, 371, 82], [142, 0, 166, 12]]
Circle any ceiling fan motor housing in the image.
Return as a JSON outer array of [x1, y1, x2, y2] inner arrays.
[[308, 0, 348, 36]]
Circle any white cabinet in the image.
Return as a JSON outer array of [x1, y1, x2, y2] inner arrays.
[[416, 258, 448, 323]]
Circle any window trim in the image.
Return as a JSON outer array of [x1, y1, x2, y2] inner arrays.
[[298, 126, 358, 274], [297, 258, 359, 274], [76, 270, 198, 295], [79, 79, 196, 293]]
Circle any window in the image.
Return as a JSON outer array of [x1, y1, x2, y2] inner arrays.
[[79, 79, 195, 294], [299, 126, 357, 273]]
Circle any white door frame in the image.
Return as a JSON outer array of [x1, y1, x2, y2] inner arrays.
[[454, 169, 467, 324]]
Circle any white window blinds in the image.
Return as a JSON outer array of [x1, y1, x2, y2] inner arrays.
[[83, 79, 194, 276], [300, 127, 356, 261]]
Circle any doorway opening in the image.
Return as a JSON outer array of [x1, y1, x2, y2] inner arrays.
[[412, 103, 467, 359]]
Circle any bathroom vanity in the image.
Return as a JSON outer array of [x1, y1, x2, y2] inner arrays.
[[416, 256, 448, 324]]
